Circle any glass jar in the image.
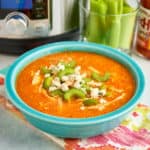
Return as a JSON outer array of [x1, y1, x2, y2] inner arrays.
[[135, 0, 150, 59]]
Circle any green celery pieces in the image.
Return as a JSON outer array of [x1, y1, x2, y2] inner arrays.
[[92, 72, 110, 82], [50, 89, 64, 97], [65, 60, 76, 68], [83, 99, 98, 106], [43, 77, 53, 89], [41, 66, 51, 74], [58, 68, 74, 79], [83, 77, 92, 83], [64, 88, 85, 101]]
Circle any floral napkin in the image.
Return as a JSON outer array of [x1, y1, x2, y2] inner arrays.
[[0, 74, 150, 150]]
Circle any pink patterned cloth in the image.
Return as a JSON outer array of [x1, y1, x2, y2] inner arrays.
[[65, 104, 150, 150]]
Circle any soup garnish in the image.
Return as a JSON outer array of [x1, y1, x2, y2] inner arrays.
[[39, 60, 111, 107]]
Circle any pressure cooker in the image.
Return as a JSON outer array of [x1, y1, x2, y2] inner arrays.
[[0, 0, 79, 54]]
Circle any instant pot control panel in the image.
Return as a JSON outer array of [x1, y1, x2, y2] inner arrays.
[[0, 0, 50, 38]]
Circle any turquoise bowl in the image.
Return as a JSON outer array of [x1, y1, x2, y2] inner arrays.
[[5, 41, 145, 138]]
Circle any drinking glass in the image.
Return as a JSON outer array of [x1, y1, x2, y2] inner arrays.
[[79, 0, 139, 55]]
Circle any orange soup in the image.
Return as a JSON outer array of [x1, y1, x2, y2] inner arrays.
[[16, 52, 136, 118]]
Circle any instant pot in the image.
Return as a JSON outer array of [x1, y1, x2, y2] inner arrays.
[[0, 0, 79, 54]]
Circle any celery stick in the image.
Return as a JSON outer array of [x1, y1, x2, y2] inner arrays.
[[85, 0, 101, 43], [85, 13, 102, 43], [105, 0, 122, 48], [86, 0, 107, 43], [119, 6, 137, 49], [108, 20, 121, 48], [97, 0, 107, 44], [107, 0, 118, 14], [91, 0, 100, 12], [118, 0, 124, 14]]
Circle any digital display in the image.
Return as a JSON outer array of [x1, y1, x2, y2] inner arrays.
[[0, 0, 32, 9]]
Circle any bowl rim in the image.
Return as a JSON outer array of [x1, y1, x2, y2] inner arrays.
[[5, 41, 145, 125]]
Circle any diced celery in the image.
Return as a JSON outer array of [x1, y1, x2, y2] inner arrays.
[[51, 89, 64, 97], [64, 88, 85, 101], [91, 72, 110, 82], [43, 77, 52, 89], [83, 99, 98, 106], [41, 66, 51, 74]]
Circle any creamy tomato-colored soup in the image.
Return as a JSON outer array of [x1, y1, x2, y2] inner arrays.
[[16, 51, 135, 118]]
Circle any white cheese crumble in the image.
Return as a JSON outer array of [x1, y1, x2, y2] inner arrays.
[[52, 77, 61, 88], [49, 86, 58, 91], [74, 81, 81, 89], [65, 80, 74, 86], [44, 73, 50, 78], [74, 74, 83, 81], [61, 83, 69, 91], [49, 64, 57, 73], [57, 63, 65, 71], [61, 75, 69, 82], [99, 98, 107, 104], [90, 88, 99, 98], [68, 74, 75, 81]]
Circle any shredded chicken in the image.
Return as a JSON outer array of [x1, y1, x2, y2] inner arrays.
[[88, 66, 100, 73], [32, 74, 41, 85], [109, 87, 123, 93]]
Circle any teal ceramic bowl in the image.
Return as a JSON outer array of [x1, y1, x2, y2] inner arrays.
[[5, 41, 145, 138]]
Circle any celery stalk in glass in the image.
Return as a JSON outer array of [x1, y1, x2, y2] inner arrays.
[[97, 0, 107, 44], [105, 0, 123, 48], [118, 0, 124, 14], [85, 13, 102, 43], [107, 20, 121, 48], [85, 0, 101, 43], [119, 6, 137, 49], [85, 0, 107, 43]]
